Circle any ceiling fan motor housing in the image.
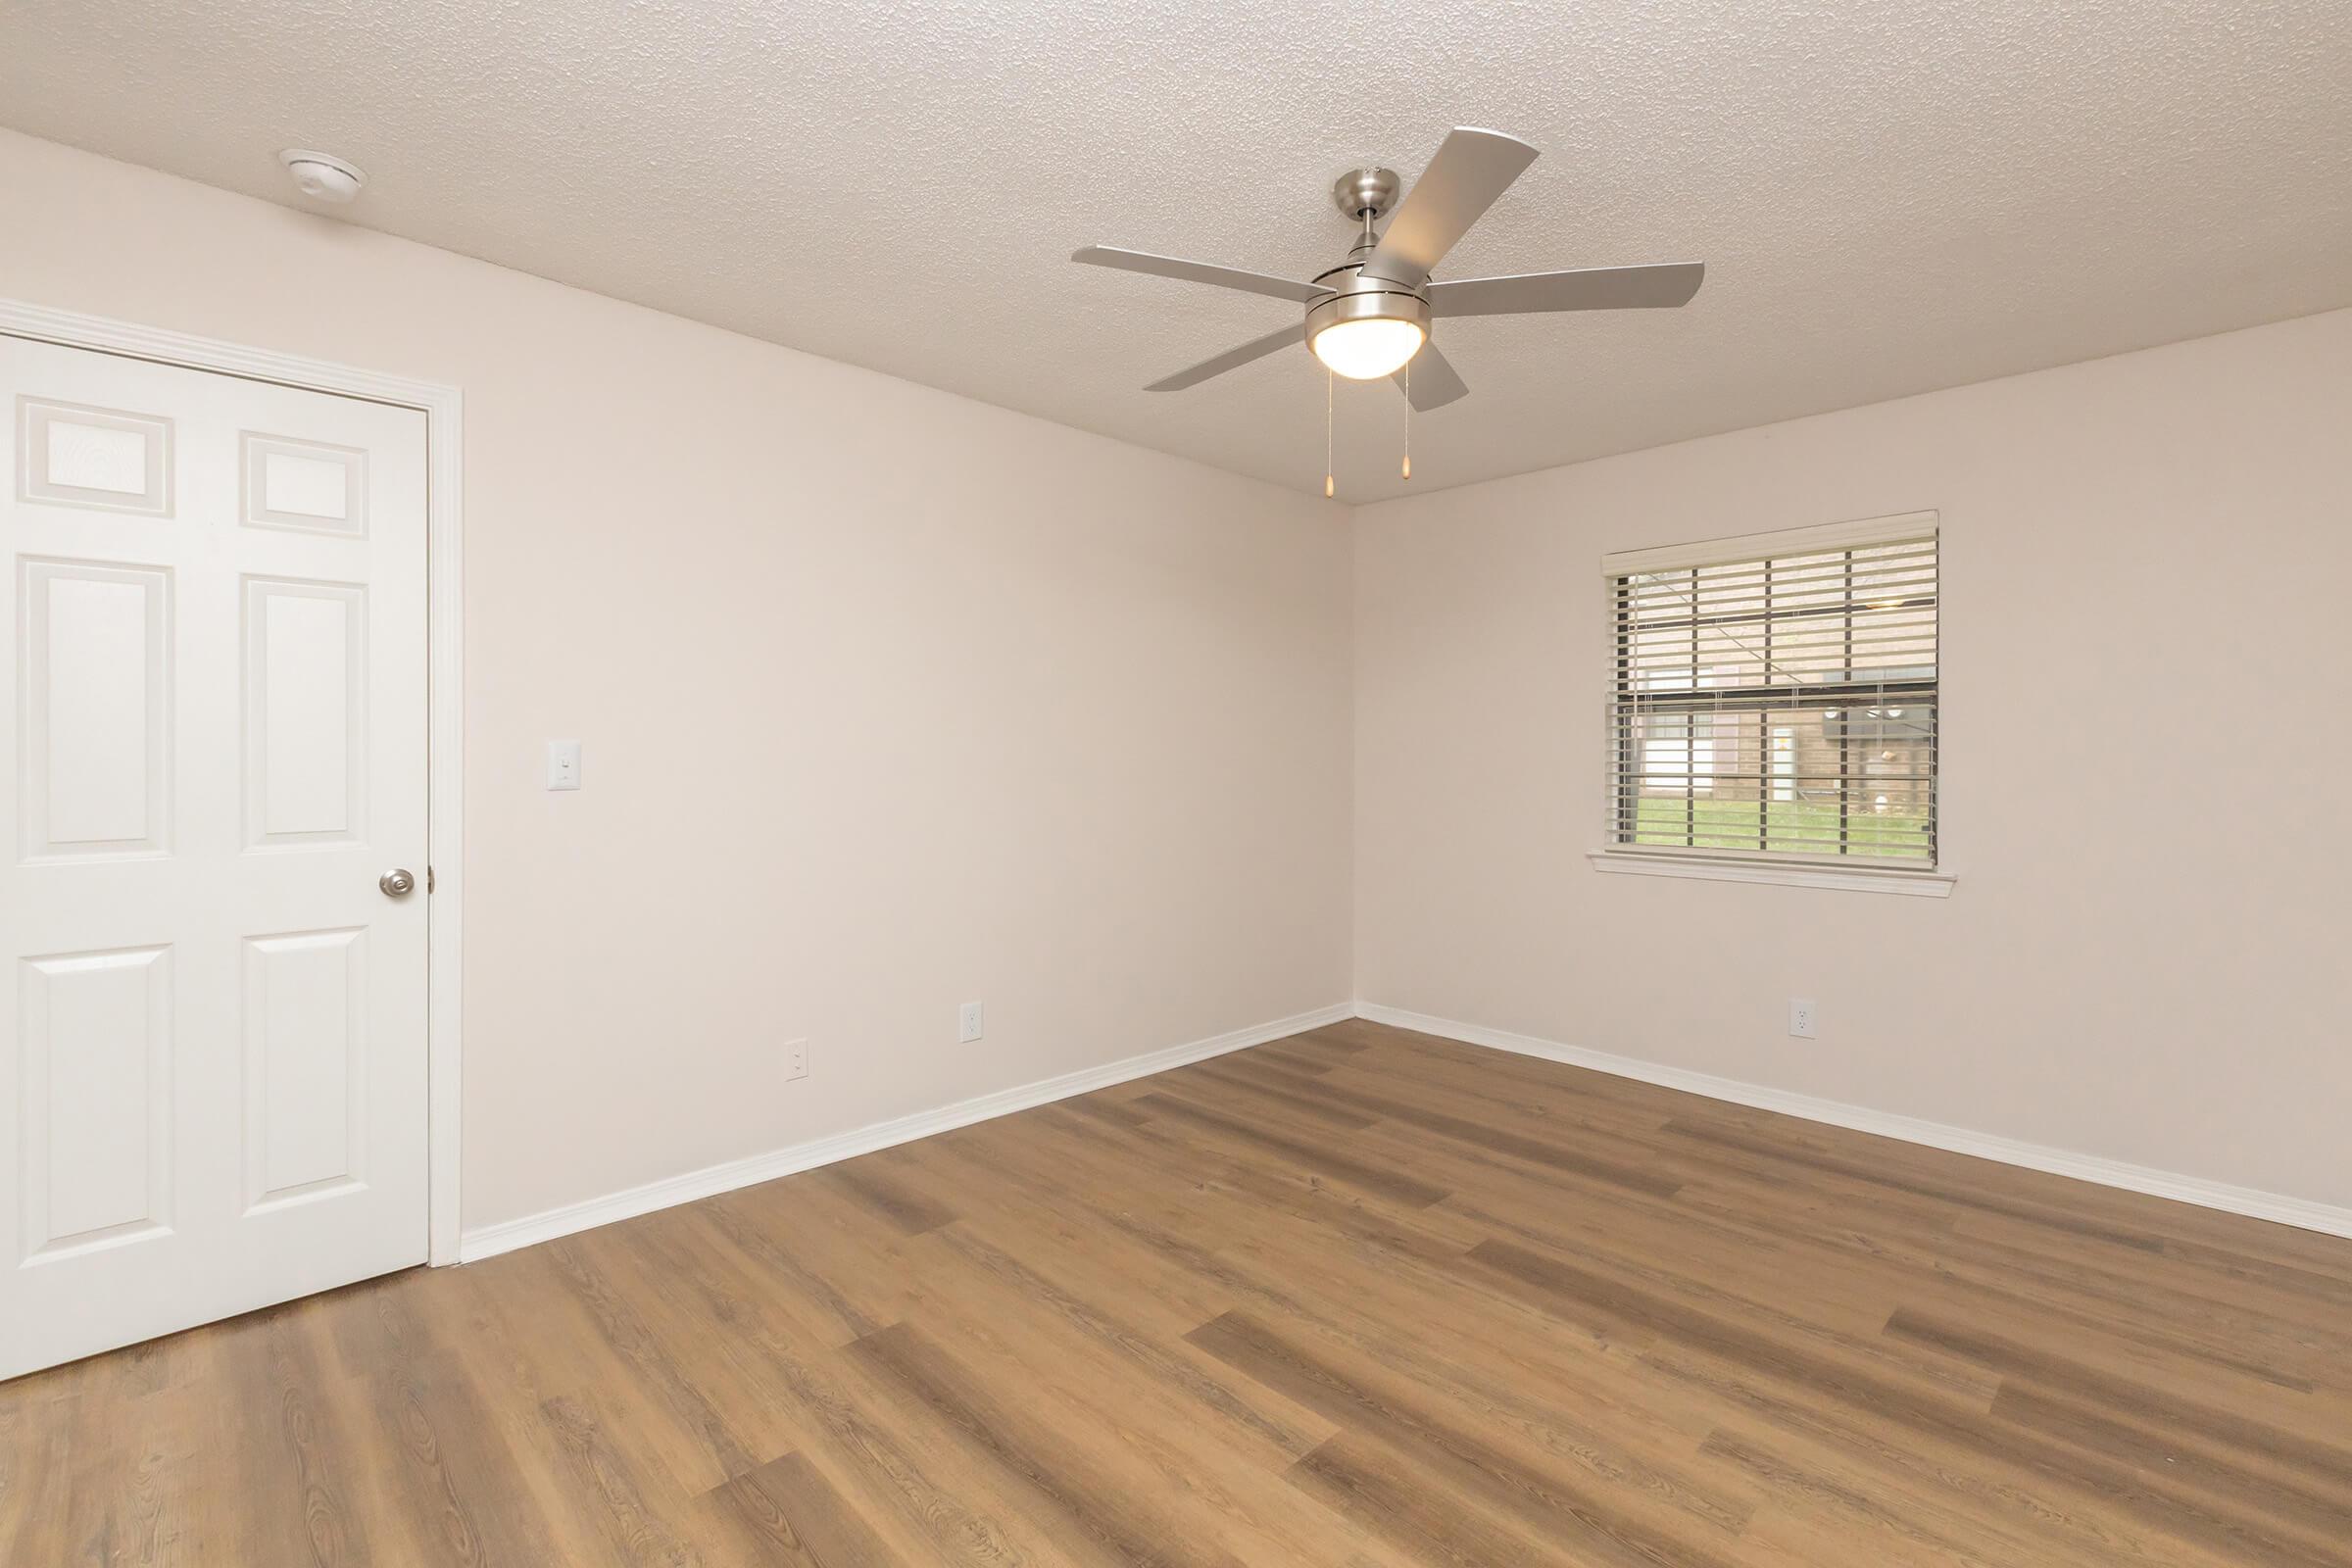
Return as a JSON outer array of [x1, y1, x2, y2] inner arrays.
[[1302, 271, 1431, 354]]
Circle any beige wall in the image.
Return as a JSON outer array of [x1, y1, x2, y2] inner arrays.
[[0, 130, 1354, 1231], [1354, 306, 2352, 1208]]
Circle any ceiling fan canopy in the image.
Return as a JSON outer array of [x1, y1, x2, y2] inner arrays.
[[1073, 126, 1704, 411]]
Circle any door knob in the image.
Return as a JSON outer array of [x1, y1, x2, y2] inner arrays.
[[379, 867, 417, 898]]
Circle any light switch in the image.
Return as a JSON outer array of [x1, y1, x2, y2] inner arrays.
[[547, 739, 582, 790]]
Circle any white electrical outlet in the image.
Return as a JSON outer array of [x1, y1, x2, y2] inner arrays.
[[958, 1002, 985, 1044], [785, 1037, 808, 1080], [1788, 998, 1818, 1040]]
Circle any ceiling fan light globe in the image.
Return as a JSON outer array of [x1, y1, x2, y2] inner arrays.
[[1310, 318, 1426, 380]]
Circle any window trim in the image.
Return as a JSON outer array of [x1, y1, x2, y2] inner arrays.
[[1593, 511, 1944, 887], [1599, 512, 1939, 577], [1588, 848, 1956, 897]]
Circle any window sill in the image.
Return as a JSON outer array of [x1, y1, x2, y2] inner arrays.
[[1586, 850, 1956, 898]]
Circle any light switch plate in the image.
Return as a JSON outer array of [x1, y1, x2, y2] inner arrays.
[[547, 739, 582, 791]]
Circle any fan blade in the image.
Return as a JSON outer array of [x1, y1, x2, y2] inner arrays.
[[1394, 343, 1468, 410], [1073, 246, 1333, 304], [1429, 263, 1705, 317], [1145, 323, 1302, 391], [1360, 127, 1539, 285]]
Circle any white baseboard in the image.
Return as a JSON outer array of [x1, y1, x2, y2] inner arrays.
[[1354, 1003, 2352, 1243], [458, 1002, 1354, 1262]]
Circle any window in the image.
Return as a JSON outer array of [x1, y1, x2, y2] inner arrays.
[[1603, 515, 1937, 867]]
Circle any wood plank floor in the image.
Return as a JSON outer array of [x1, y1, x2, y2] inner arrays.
[[8, 1018, 2352, 1565]]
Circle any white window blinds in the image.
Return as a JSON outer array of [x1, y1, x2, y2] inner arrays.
[[1605, 516, 1938, 864]]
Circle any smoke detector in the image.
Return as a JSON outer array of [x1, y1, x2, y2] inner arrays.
[[279, 150, 366, 204]]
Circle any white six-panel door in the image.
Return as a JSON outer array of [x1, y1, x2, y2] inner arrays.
[[1, 335, 429, 1380]]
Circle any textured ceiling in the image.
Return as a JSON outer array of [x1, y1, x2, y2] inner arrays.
[[4, 1, 2349, 502]]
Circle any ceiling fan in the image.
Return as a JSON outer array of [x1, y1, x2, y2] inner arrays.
[[1073, 127, 1703, 411]]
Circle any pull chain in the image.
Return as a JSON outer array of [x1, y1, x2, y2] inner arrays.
[[1324, 368, 1335, 499], [1401, 362, 1412, 480]]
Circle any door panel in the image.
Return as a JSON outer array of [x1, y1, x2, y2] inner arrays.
[[245, 576, 368, 847], [19, 558, 173, 859], [242, 925, 368, 1208], [2, 335, 429, 1380], [18, 399, 172, 516], [18, 944, 172, 1260]]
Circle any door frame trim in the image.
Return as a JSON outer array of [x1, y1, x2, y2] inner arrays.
[[1, 298, 467, 1266]]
